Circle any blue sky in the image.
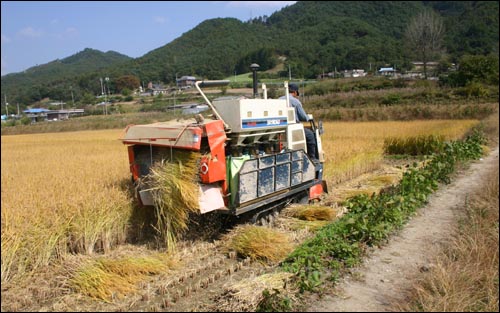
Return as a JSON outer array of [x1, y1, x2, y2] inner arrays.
[[1, 1, 296, 76]]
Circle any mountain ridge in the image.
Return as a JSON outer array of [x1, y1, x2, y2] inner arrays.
[[1, 1, 498, 109]]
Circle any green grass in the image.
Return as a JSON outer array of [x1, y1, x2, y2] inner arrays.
[[225, 72, 254, 83]]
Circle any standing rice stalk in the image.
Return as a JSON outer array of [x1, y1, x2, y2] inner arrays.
[[1, 130, 133, 282], [321, 120, 479, 184]]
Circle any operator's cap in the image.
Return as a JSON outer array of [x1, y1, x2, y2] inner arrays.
[[289, 83, 299, 92]]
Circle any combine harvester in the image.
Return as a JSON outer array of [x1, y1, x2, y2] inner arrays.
[[121, 75, 327, 224]]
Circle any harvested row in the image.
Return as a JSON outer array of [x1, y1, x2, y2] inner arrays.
[[124, 214, 326, 312]]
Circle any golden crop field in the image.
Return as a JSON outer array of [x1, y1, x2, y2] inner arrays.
[[0, 119, 479, 283], [321, 120, 479, 183], [1, 129, 132, 282]]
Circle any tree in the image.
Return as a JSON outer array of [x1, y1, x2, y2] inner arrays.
[[442, 54, 499, 87], [81, 92, 96, 106], [405, 9, 445, 79], [235, 48, 278, 74], [115, 75, 140, 93]]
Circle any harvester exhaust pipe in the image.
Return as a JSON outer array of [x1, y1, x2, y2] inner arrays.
[[250, 63, 260, 98]]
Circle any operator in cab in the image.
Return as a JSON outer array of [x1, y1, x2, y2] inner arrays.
[[280, 83, 317, 161]]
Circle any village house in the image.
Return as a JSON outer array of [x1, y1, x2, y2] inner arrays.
[[147, 82, 170, 96], [23, 108, 84, 123], [176, 76, 197, 88], [343, 69, 367, 78], [378, 67, 396, 77]]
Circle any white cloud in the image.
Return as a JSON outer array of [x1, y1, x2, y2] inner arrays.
[[1, 34, 11, 44], [153, 16, 167, 24], [17, 27, 44, 38], [226, 1, 296, 8], [53, 27, 78, 40], [50, 19, 59, 25], [65, 27, 78, 35]]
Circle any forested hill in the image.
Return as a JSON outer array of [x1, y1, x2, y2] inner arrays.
[[3, 48, 131, 83], [1, 48, 131, 104], [1, 1, 498, 108], [108, 1, 498, 83], [122, 18, 276, 81], [116, 1, 425, 83]]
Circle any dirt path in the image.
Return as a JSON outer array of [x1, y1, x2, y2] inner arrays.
[[305, 146, 499, 312]]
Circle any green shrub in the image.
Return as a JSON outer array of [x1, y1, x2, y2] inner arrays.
[[257, 289, 292, 312], [281, 129, 485, 292], [441, 54, 499, 87], [20, 116, 32, 125], [456, 82, 489, 98], [3, 119, 17, 127], [121, 88, 131, 96], [381, 93, 401, 105]]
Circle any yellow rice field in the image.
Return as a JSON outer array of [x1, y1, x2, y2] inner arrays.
[[321, 120, 479, 183], [1, 129, 132, 282], [0, 119, 479, 282]]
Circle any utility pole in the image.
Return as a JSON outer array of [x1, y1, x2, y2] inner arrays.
[[4, 94, 8, 118], [105, 77, 110, 115], [99, 77, 106, 114], [100, 78, 104, 96], [70, 86, 75, 107], [105, 77, 110, 95], [288, 64, 291, 81]]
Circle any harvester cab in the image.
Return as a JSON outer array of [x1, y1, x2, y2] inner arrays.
[[121, 78, 327, 221]]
